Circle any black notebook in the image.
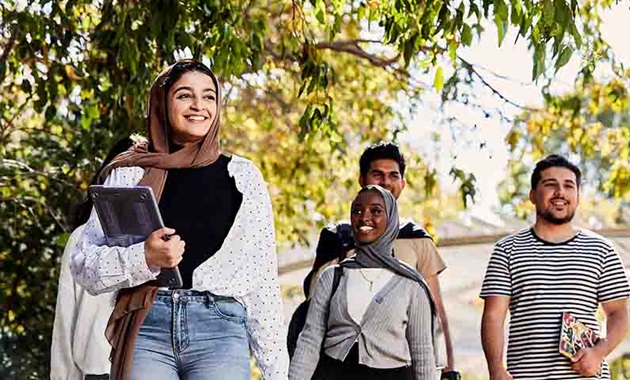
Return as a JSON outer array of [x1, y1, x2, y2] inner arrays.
[[88, 185, 183, 288]]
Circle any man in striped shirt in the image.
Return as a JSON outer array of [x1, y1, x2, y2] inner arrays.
[[480, 155, 630, 379]]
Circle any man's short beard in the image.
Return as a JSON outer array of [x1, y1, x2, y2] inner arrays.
[[538, 208, 576, 225]]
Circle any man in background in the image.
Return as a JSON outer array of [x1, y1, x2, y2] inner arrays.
[[290, 142, 458, 379]]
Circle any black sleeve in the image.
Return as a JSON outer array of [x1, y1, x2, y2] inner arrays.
[[303, 225, 348, 297], [397, 221, 433, 240]]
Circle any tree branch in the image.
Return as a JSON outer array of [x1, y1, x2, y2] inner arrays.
[[239, 76, 296, 122], [264, 37, 539, 113], [0, 94, 34, 143], [458, 56, 540, 111], [318, 38, 383, 46], [313, 40, 399, 67], [0, 24, 18, 81], [469, 61, 536, 87], [0, 195, 68, 232], [1, 159, 76, 187], [317, 39, 541, 112]]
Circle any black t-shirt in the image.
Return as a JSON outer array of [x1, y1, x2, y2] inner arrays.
[[158, 154, 242, 288]]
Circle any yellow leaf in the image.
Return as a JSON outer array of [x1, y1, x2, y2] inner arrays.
[[64, 65, 79, 81]]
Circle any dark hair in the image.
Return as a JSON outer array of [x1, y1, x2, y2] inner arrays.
[[158, 60, 218, 145], [531, 154, 581, 190], [162, 60, 216, 95], [71, 137, 135, 229], [359, 141, 406, 178]]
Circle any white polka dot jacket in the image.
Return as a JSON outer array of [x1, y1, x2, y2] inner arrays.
[[70, 155, 289, 379]]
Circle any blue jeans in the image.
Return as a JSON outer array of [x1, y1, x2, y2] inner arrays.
[[130, 290, 250, 380]]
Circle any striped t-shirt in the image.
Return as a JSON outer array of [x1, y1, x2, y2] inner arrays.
[[480, 228, 630, 379]]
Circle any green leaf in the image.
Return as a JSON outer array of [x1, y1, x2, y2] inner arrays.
[[569, 22, 582, 49], [468, 3, 481, 20], [331, 14, 342, 39], [495, 16, 507, 46], [510, 0, 522, 25], [436, 4, 449, 35], [518, 14, 532, 38], [494, 0, 509, 21], [314, 0, 326, 24], [329, 130, 342, 143], [357, 3, 367, 20], [555, 46, 573, 72], [434, 66, 444, 93], [315, 8, 325, 24], [532, 45, 546, 79], [543, 0, 554, 23], [389, 22, 401, 43], [461, 24, 473, 46], [554, 0, 569, 27], [493, 0, 509, 46], [448, 40, 458, 62]]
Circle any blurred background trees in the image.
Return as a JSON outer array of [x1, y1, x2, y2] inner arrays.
[[1, 0, 627, 377]]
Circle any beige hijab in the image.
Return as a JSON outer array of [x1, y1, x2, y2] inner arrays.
[[101, 59, 222, 200]]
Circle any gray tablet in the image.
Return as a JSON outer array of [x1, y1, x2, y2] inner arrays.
[[88, 185, 183, 288]]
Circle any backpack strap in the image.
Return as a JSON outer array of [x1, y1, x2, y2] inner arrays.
[[319, 266, 343, 356], [324, 267, 343, 325], [331, 266, 343, 295]]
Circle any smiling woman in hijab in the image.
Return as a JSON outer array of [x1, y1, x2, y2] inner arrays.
[[289, 185, 443, 380], [70, 60, 288, 380]]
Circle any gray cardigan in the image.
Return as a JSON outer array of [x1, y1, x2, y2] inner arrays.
[[289, 266, 438, 379]]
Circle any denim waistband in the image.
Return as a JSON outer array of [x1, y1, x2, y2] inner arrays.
[[155, 289, 236, 304]]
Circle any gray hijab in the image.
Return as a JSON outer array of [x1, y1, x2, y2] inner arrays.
[[340, 184, 446, 367], [343, 185, 430, 286]]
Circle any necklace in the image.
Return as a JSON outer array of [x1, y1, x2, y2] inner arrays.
[[358, 269, 382, 291]]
